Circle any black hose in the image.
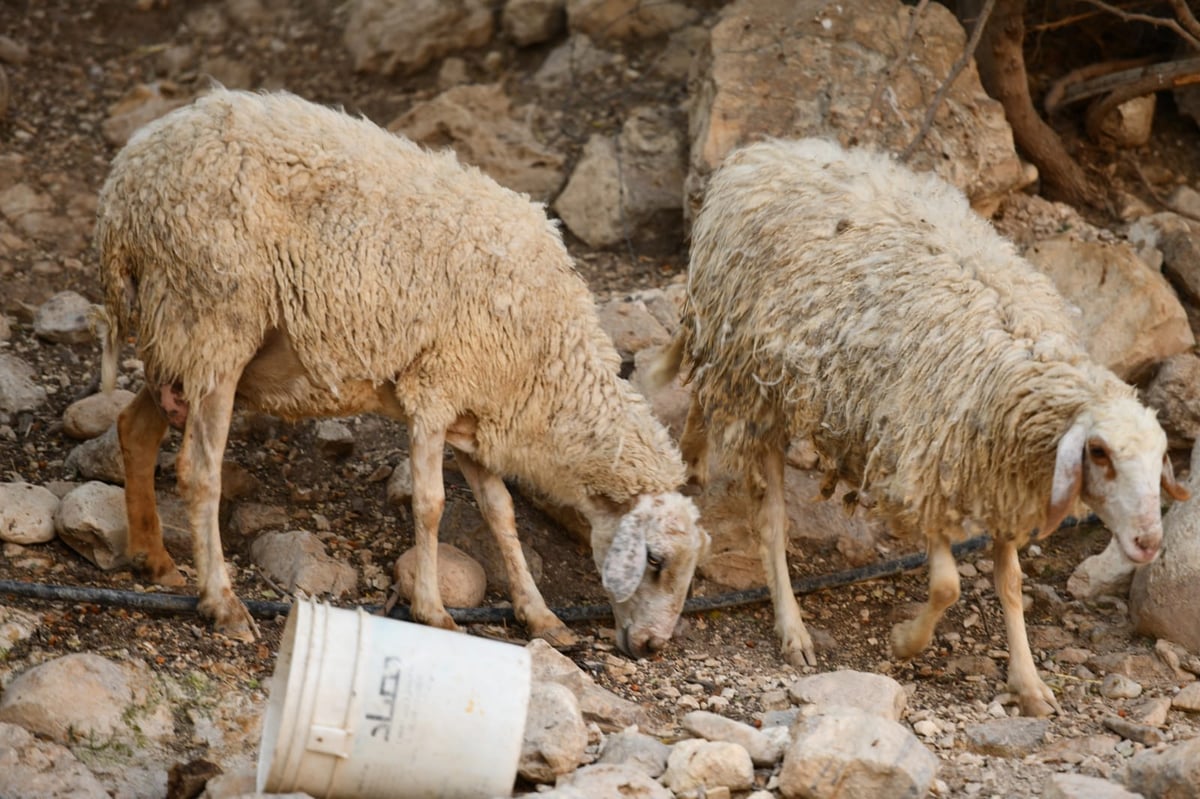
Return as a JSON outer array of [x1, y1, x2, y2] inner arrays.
[[0, 515, 1097, 626]]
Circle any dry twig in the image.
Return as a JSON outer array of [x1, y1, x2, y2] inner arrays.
[[1079, 0, 1200, 50]]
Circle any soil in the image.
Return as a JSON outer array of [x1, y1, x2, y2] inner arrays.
[[1, 2, 1199, 798]]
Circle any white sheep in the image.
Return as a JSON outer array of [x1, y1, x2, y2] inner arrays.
[[652, 137, 1188, 716], [95, 88, 709, 658]]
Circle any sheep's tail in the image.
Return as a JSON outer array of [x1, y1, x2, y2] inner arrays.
[[642, 331, 686, 392], [91, 305, 121, 394]]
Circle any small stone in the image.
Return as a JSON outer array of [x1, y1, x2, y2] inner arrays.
[[1170, 681, 1200, 712], [1102, 714, 1163, 746], [32, 291, 95, 344], [392, 542, 487, 608], [314, 419, 354, 459], [1042, 772, 1144, 799], [62, 390, 135, 440], [1099, 672, 1142, 700], [964, 717, 1049, 757], [661, 739, 753, 795], [913, 719, 940, 738]]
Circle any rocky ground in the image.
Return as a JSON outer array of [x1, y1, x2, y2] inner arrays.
[[3, 2, 1200, 798]]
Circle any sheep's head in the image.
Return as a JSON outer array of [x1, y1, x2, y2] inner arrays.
[[592, 493, 709, 659], [1045, 397, 1189, 563]]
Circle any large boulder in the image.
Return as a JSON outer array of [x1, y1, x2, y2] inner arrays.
[[686, 0, 1030, 222]]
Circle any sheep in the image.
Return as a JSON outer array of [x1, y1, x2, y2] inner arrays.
[[651, 137, 1189, 716], [94, 88, 709, 659]]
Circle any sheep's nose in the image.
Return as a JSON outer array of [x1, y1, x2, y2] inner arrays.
[[1134, 533, 1161, 558]]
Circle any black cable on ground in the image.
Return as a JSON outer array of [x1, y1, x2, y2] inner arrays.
[[0, 515, 1098, 627]]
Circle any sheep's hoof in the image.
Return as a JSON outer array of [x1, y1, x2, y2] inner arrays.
[[132, 550, 186, 587], [782, 634, 817, 668], [534, 624, 579, 649], [889, 619, 930, 661], [417, 608, 460, 632], [203, 594, 259, 642], [1008, 680, 1061, 718]]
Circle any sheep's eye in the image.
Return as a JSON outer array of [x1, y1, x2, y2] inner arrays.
[[647, 553, 665, 573], [1089, 446, 1109, 463]]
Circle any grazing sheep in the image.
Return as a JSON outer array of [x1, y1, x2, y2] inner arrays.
[[95, 89, 708, 658], [652, 137, 1188, 716]]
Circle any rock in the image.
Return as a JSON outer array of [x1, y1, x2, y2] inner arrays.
[[0, 35, 31, 65], [229, 503, 289, 537], [392, 542, 487, 607], [1130, 695, 1172, 727], [553, 763, 673, 798], [0, 653, 173, 745], [0, 605, 41, 656], [787, 669, 908, 721], [249, 530, 358, 598], [596, 728, 670, 777], [313, 419, 354, 459], [1042, 772, 1143, 799], [596, 297, 671, 365], [778, 706, 938, 799], [681, 710, 788, 766], [566, 0, 698, 41], [1102, 714, 1163, 747], [503, 0, 566, 46], [1136, 212, 1200, 305], [386, 459, 413, 507], [62, 390, 134, 440], [1141, 352, 1200, 449], [963, 717, 1049, 757], [64, 424, 125, 483], [32, 290, 94, 344], [101, 81, 189, 146], [0, 183, 64, 242], [344, 0, 494, 77], [0, 353, 48, 415], [1069, 535, 1137, 601], [1125, 737, 1200, 798], [686, 0, 1029, 222], [527, 639, 651, 731], [1131, 442, 1200, 652], [388, 83, 565, 202], [1088, 93, 1156, 148], [554, 105, 687, 253], [519, 681, 589, 784], [0, 721, 109, 799], [1100, 672, 1144, 700], [54, 481, 129, 571], [220, 462, 261, 501], [0, 482, 60, 544], [661, 738, 754, 795], [1170, 681, 1200, 712], [532, 34, 618, 92], [1024, 234, 1193, 382]]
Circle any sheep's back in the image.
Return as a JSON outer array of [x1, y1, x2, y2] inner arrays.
[[683, 138, 1094, 536], [97, 89, 594, 407]]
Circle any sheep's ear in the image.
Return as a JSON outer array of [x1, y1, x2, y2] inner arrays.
[[1042, 420, 1086, 539], [602, 513, 648, 604], [1162, 455, 1191, 502]]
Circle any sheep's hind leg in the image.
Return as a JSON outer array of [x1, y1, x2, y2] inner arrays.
[[757, 448, 816, 667], [994, 537, 1061, 717], [117, 386, 184, 586], [176, 374, 257, 641], [891, 532, 959, 660], [405, 421, 459, 632], [454, 450, 578, 648]]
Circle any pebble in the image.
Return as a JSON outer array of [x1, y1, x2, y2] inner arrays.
[[1170, 681, 1200, 712], [1099, 673, 1142, 700], [964, 717, 1049, 757]]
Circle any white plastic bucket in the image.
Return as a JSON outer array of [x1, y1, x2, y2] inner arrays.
[[257, 599, 532, 799]]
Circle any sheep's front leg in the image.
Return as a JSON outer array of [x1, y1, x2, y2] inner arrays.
[[757, 448, 816, 667], [407, 421, 458, 632], [176, 374, 257, 641], [117, 386, 184, 586], [891, 533, 959, 659], [994, 537, 1061, 717], [454, 451, 577, 648]]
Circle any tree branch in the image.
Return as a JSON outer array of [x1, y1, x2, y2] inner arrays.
[[1078, 0, 1200, 50]]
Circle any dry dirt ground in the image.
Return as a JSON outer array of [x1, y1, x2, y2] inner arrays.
[[2, 2, 1199, 797]]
